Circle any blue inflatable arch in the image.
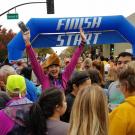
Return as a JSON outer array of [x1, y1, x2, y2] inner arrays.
[[8, 15, 135, 62]]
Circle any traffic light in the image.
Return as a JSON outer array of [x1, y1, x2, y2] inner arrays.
[[46, 0, 55, 14]]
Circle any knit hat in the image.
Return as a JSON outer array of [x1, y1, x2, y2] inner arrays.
[[6, 75, 26, 94], [42, 53, 61, 68]]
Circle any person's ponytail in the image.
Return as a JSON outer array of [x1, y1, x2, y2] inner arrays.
[[27, 88, 64, 135], [28, 103, 47, 135]]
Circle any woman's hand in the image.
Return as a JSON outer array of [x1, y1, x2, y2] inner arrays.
[[80, 28, 86, 42], [22, 31, 31, 46]]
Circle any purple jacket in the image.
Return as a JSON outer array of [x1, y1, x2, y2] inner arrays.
[[26, 41, 85, 91], [0, 110, 14, 135], [0, 104, 69, 135], [0, 103, 32, 135]]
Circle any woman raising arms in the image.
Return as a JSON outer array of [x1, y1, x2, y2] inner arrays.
[[22, 28, 86, 91]]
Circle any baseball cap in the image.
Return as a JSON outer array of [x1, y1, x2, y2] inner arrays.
[[6, 75, 26, 94]]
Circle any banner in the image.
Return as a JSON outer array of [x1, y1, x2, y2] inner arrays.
[[8, 15, 135, 61]]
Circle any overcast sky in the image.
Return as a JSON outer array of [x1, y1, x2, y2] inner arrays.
[[0, 0, 135, 32], [0, 0, 135, 54]]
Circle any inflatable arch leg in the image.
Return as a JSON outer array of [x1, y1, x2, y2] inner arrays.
[[132, 44, 135, 56]]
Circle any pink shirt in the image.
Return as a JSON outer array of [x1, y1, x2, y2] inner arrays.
[[26, 41, 85, 91]]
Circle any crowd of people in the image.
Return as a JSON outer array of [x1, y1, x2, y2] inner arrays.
[[0, 28, 135, 135]]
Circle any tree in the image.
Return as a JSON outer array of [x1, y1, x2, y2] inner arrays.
[[35, 47, 54, 57], [60, 46, 76, 58], [0, 27, 16, 63]]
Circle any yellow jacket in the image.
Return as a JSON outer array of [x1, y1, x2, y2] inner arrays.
[[109, 96, 135, 135]]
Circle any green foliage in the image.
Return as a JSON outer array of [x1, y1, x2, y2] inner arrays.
[[0, 49, 7, 63], [35, 48, 54, 57], [62, 46, 76, 57]]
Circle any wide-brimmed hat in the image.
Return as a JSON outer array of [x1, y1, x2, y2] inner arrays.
[[42, 53, 61, 68]]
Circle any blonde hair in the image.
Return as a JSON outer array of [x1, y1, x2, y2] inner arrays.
[[118, 61, 135, 93], [0, 65, 16, 84], [107, 67, 118, 81], [68, 84, 108, 135], [0, 65, 16, 75], [92, 60, 105, 80], [82, 58, 92, 70]]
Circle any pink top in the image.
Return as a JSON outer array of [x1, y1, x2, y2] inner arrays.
[[26, 41, 85, 91]]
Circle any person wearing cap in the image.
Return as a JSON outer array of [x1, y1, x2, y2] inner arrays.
[[22, 28, 86, 91], [0, 65, 38, 102], [61, 71, 91, 122], [6, 74, 32, 106], [0, 74, 32, 135]]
